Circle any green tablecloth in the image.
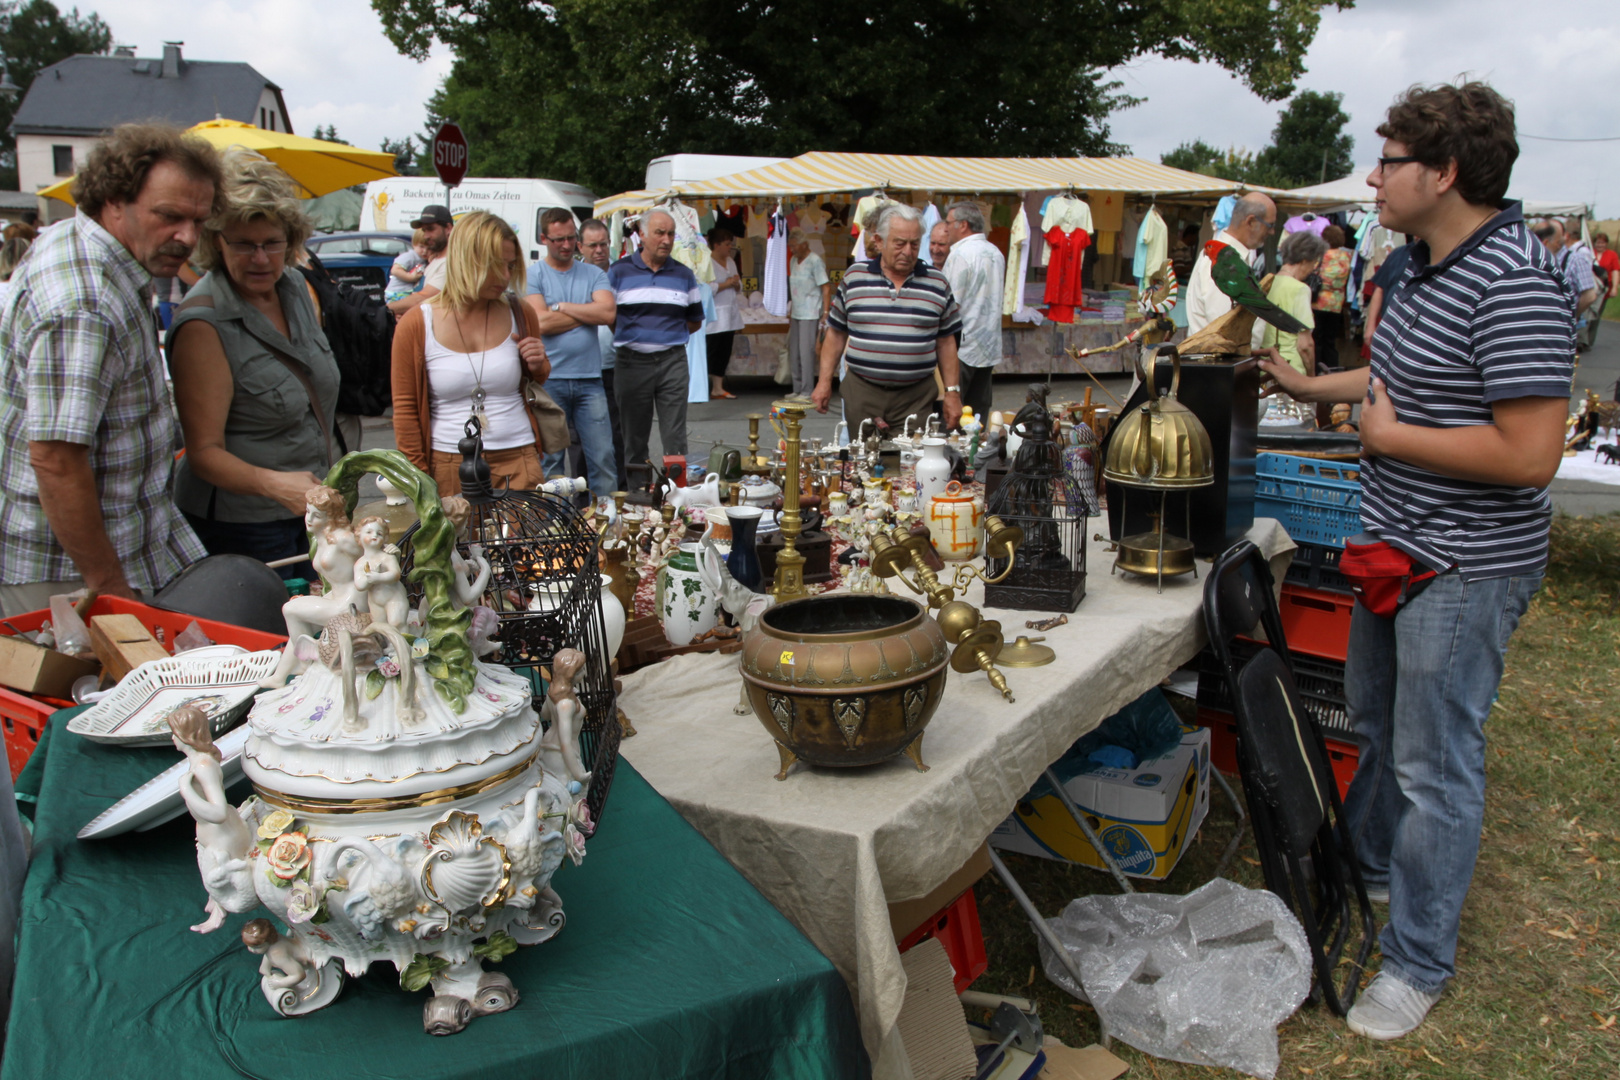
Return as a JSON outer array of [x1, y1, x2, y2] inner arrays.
[[4, 710, 865, 1079]]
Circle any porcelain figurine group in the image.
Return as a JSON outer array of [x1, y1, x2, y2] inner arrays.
[[174, 451, 595, 1035]]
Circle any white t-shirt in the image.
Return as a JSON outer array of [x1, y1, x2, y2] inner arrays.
[[423, 255, 449, 293], [708, 255, 744, 333], [422, 304, 532, 452]]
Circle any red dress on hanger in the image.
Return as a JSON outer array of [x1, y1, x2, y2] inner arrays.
[[1042, 227, 1091, 323]]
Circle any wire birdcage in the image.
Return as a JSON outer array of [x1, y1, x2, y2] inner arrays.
[[983, 391, 1088, 612], [401, 418, 620, 825]]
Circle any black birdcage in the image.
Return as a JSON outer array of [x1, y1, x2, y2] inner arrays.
[[402, 419, 620, 825], [983, 387, 1088, 612]]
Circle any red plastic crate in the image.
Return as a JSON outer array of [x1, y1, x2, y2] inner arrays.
[[897, 887, 988, 994], [1279, 583, 1354, 663], [0, 597, 286, 777], [0, 686, 53, 780], [1197, 706, 1360, 802]]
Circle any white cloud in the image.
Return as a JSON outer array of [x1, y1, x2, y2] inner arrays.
[[84, 0, 451, 151], [1106, 0, 1620, 215]]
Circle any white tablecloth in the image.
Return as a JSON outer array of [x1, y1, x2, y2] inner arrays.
[[618, 519, 1294, 1078]]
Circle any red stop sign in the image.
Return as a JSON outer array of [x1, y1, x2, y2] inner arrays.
[[432, 121, 469, 188]]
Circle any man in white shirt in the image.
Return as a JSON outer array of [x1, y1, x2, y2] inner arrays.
[[941, 201, 1006, 423], [1186, 193, 1275, 344]]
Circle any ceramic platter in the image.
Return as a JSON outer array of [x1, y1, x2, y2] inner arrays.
[[77, 723, 252, 840], [66, 648, 280, 747]]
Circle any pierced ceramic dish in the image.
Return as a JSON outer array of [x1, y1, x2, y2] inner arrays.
[[77, 724, 252, 839], [67, 649, 281, 746]]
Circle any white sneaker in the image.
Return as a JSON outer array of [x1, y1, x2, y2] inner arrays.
[[1346, 971, 1441, 1040], [1363, 884, 1389, 904]]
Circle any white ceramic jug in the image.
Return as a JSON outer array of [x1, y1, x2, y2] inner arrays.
[[914, 436, 951, 508]]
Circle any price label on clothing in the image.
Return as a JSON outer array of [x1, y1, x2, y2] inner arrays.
[[743, 276, 760, 293], [829, 269, 844, 283]]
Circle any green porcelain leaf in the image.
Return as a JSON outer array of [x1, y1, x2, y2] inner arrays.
[[400, 953, 449, 992], [473, 930, 518, 962], [364, 669, 386, 700]]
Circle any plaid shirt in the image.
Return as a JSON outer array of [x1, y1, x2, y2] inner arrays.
[[0, 211, 205, 589]]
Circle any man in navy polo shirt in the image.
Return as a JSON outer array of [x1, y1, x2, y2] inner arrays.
[[607, 208, 703, 466], [1258, 81, 1574, 1042], [525, 208, 617, 495]]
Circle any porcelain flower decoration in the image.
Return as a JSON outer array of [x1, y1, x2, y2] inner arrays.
[[266, 831, 312, 881], [257, 808, 296, 840]]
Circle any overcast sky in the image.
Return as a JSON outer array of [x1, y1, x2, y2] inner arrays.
[[91, 0, 1620, 215]]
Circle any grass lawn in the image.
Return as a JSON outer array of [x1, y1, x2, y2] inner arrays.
[[970, 513, 1620, 1079]]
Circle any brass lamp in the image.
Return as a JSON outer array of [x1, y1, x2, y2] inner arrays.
[[1102, 347, 1215, 591]]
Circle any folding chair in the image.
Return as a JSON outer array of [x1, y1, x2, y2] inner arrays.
[[1202, 540, 1376, 1015]]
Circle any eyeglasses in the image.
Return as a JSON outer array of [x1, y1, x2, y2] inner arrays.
[[1376, 155, 1420, 172], [223, 239, 288, 257], [547, 233, 579, 244]]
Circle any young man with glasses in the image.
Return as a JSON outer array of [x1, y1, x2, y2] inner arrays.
[[1186, 192, 1275, 343], [524, 208, 618, 495], [1257, 82, 1575, 1042]]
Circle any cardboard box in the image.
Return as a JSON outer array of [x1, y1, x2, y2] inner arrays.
[[0, 633, 99, 698], [890, 842, 991, 944], [991, 726, 1210, 880]]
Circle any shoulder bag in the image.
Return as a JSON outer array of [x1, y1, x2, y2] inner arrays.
[[507, 295, 570, 454]]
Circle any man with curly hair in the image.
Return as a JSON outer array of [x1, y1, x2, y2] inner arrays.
[[0, 123, 223, 615], [1258, 82, 1576, 1041]]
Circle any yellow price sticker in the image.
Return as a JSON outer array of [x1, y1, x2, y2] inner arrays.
[[779, 650, 795, 666]]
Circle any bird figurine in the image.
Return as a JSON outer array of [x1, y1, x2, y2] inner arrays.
[[1203, 240, 1309, 333]]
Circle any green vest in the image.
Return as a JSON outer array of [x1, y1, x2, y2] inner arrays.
[[167, 268, 340, 523]]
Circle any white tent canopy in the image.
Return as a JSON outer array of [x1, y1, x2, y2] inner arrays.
[[1289, 171, 1594, 219]]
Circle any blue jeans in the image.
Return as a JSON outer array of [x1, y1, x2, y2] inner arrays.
[[1343, 570, 1540, 994], [540, 377, 618, 496]]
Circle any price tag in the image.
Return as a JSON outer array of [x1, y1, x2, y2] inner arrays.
[[779, 650, 795, 666]]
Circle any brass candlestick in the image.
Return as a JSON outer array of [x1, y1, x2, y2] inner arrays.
[[744, 413, 771, 476], [770, 402, 809, 604]]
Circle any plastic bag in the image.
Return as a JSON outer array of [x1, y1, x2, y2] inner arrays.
[[48, 594, 91, 656], [173, 620, 215, 653], [1035, 686, 1185, 787], [1037, 878, 1311, 1080]]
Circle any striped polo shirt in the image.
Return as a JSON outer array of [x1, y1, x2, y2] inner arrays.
[[607, 251, 703, 353], [1360, 201, 1575, 579], [828, 258, 963, 386]]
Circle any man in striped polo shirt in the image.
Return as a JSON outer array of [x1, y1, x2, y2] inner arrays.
[[811, 203, 965, 432], [1260, 81, 1574, 1042], [607, 208, 703, 465]]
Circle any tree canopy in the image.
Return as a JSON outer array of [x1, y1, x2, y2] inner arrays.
[[0, 0, 112, 188], [1162, 89, 1355, 189], [373, 0, 1352, 196]]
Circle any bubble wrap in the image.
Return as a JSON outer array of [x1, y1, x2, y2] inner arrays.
[[1037, 878, 1311, 1079]]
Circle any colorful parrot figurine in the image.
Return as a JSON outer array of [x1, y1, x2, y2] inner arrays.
[[1203, 240, 1309, 333]]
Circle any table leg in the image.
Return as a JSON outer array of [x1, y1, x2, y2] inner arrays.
[[1042, 767, 1135, 894]]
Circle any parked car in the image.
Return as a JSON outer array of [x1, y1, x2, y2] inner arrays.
[[305, 231, 413, 300]]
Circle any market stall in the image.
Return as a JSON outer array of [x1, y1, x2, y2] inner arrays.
[[597, 151, 1339, 379], [617, 521, 1295, 1076]]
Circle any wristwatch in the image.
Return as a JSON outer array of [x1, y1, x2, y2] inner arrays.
[[550, 301, 564, 312], [944, 384, 962, 394]]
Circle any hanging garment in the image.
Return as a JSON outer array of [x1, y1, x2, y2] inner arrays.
[[1087, 192, 1124, 234], [1212, 195, 1237, 231], [919, 203, 942, 265], [686, 282, 717, 403], [609, 210, 626, 260], [1041, 194, 1093, 237], [762, 208, 790, 318], [1133, 207, 1168, 281], [1284, 212, 1329, 237], [667, 201, 716, 285], [1042, 226, 1092, 323], [1004, 205, 1031, 316]]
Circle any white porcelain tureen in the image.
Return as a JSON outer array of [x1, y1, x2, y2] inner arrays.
[[173, 451, 594, 1034]]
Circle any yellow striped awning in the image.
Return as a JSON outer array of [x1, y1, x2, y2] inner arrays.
[[596, 151, 1339, 213]]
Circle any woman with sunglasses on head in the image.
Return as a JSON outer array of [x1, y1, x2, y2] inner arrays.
[[391, 210, 551, 497], [166, 150, 340, 575]]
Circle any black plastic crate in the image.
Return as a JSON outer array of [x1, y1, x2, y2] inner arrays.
[[1285, 542, 1352, 595], [1197, 641, 1350, 735]]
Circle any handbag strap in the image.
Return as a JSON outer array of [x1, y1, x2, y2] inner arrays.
[[175, 292, 336, 466]]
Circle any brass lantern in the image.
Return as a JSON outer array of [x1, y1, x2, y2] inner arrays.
[[1103, 348, 1215, 590]]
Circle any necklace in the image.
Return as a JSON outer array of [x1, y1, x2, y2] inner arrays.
[[452, 302, 496, 429]]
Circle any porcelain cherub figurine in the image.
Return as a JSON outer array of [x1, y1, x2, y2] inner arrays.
[[354, 516, 410, 629], [242, 918, 310, 992], [263, 486, 363, 687], [441, 496, 494, 609], [171, 705, 256, 933], [539, 648, 592, 786]]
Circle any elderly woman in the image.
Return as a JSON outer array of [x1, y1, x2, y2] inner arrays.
[[1262, 230, 1326, 375], [786, 227, 830, 401], [392, 211, 550, 496], [167, 150, 339, 574], [1312, 224, 1352, 368], [704, 226, 743, 399]]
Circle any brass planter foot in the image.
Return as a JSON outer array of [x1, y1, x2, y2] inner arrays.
[[774, 741, 798, 781], [903, 736, 929, 773]]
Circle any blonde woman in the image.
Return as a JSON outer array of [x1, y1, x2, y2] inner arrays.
[[166, 149, 340, 573], [391, 211, 550, 495]]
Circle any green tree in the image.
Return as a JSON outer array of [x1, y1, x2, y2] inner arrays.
[[1161, 140, 1259, 184], [1251, 89, 1354, 187], [0, 0, 113, 188], [311, 124, 347, 143], [381, 135, 419, 176], [372, 0, 1352, 196]]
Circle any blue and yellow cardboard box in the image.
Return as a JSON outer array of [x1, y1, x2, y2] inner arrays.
[[990, 726, 1210, 880]]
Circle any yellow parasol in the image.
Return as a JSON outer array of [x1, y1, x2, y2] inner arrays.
[[38, 118, 399, 205]]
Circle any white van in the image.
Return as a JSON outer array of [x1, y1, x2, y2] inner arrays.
[[644, 154, 787, 190], [361, 177, 599, 263]]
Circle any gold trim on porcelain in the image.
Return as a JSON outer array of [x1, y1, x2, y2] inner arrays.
[[254, 754, 538, 815]]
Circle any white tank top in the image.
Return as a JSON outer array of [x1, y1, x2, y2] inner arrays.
[[422, 304, 532, 453]]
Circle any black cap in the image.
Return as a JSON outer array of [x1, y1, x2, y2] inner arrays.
[[411, 204, 454, 228]]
